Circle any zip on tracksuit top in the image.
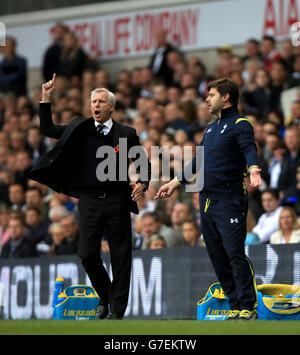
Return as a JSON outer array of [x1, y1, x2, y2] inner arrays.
[[177, 105, 259, 199]]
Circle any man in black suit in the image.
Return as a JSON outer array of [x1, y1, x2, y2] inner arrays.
[[149, 29, 180, 86], [29, 74, 151, 319]]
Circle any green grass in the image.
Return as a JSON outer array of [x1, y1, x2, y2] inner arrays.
[[0, 319, 299, 335]]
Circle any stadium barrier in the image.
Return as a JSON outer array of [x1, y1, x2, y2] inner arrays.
[[197, 282, 300, 320], [0, 244, 299, 320]]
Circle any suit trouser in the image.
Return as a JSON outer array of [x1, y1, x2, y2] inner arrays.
[[77, 193, 132, 316], [200, 194, 257, 311]]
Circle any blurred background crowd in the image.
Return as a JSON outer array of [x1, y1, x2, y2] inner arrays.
[[1, 23, 300, 259]]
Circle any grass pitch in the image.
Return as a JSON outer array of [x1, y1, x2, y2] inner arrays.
[[0, 319, 299, 335]]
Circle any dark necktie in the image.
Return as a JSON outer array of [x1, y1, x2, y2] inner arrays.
[[96, 123, 104, 136]]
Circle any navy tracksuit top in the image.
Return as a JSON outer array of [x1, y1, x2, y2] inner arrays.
[[178, 105, 259, 198]]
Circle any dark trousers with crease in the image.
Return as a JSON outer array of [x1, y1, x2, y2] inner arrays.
[[77, 193, 132, 316], [200, 193, 257, 311]]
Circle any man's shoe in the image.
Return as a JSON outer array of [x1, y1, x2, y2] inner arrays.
[[95, 304, 109, 320], [238, 309, 257, 320], [107, 313, 124, 320], [226, 310, 240, 320]]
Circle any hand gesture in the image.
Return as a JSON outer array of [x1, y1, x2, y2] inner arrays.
[[130, 182, 144, 202], [42, 73, 56, 102], [154, 178, 180, 200], [249, 166, 262, 189]]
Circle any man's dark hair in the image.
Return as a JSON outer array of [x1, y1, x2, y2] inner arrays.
[[247, 38, 259, 46], [207, 78, 239, 106], [141, 211, 161, 222], [25, 205, 42, 216], [263, 35, 276, 45], [261, 188, 279, 200], [28, 125, 41, 133], [9, 214, 25, 226], [26, 186, 43, 197]]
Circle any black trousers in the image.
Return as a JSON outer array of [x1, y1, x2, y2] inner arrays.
[[200, 194, 257, 311], [77, 193, 132, 316]]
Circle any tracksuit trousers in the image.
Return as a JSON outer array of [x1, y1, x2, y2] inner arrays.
[[200, 193, 257, 311]]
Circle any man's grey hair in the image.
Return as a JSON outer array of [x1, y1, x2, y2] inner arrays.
[[61, 212, 78, 225], [48, 205, 69, 220], [90, 88, 116, 107]]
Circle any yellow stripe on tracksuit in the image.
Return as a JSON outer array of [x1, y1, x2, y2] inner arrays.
[[246, 256, 258, 310], [248, 165, 259, 172], [204, 198, 210, 213], [235, 117, 254, 127], [174, 176, 181, 185]]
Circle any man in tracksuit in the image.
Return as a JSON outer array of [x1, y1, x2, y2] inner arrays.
[[155, 78, 262, 320]]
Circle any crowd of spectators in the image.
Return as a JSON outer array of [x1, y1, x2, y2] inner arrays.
[[1, 23, 300, 259]]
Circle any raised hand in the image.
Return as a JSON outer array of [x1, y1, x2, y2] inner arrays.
[[42, 73, 56, 102]]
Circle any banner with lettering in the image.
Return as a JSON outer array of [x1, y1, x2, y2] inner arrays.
[[0, 244, 299, 319], [5, 0, 300, 69]]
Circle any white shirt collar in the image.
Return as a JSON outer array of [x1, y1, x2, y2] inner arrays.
[[94, 118, 113, 135]]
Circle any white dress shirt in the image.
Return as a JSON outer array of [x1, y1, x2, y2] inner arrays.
[[94, 118, 113, 135], [152, 46, 166, 74], [252, 206, 283, 243]]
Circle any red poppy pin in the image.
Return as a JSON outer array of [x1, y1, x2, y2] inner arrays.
[[114, 145, 119, 153]]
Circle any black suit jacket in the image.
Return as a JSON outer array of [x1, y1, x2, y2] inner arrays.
[[277, 150, 300, 198], [1, 237, 37, 258], [28, 103, 151, 214], [149, 44, 177, 85]]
